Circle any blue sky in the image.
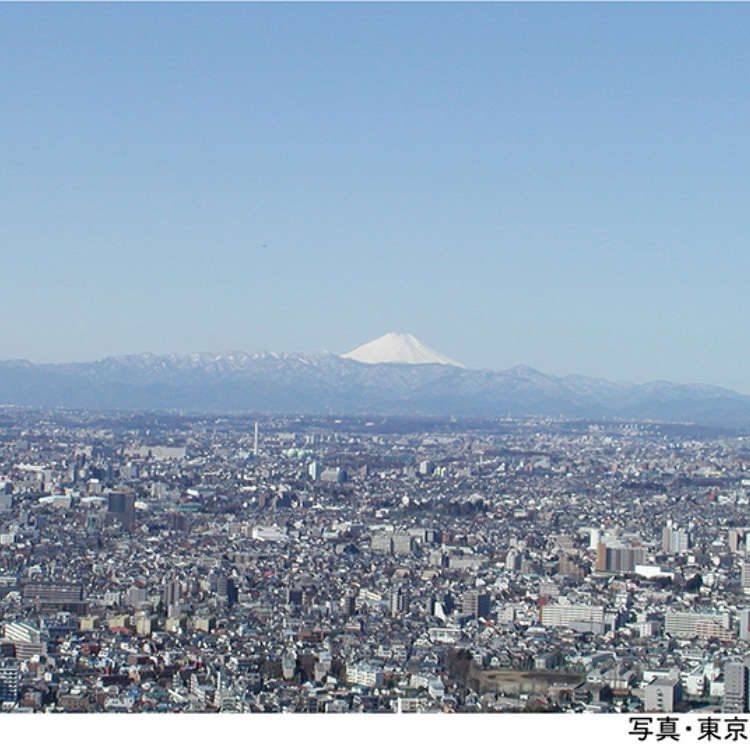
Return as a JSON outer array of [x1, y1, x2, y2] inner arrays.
[[3, 3, 750, 390]]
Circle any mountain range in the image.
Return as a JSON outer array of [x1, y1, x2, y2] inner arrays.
[[1, 333, 749, 426]]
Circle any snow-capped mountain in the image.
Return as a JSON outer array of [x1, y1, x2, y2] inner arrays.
[[0, 347, 749, 426], [342, 333, 465, 368]]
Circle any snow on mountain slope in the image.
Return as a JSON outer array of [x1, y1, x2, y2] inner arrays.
[[3, 343, 750, 425], [342, 332, 465, 368]]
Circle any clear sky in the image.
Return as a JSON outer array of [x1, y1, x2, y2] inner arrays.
[[3, 3, 750, 391]]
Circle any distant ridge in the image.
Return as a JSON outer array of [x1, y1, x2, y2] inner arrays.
[[342, 332, 465, 368], [0, 348, 749, 426]]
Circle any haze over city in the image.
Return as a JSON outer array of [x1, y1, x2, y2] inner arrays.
[[3, 4, 750, 391]]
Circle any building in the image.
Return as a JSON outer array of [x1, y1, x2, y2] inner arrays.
[[729, 528, 750, 554], [740, 610, 750, 642], [661, 521, 691, 554], [163, 580, 182, 607], [23, 582, 86, 614], [588, 528, 602, 550], [320, 467, 345, 483], [461, 591, 491, 619], [214, 574, 238, 607], [0, 660, 19, 703], [664, 610, 732, 639], [371, 533, 413, 556], [390, 587, 406, 617], [107, 489, 136, 531], [595, 541, 645, 573], [346, 663, 384, 688], [135, 614, 156, 636], [391, 534, 413, 556], [342, 592, 357, 616], [540, 603, 605, 632], [3, 621, 45, 660], [4, 621, 42, 644], [644, 677, 681, 712], [723, 661, 750, 713], [371, 534, 392, 554], [125, 586, 147, 608]]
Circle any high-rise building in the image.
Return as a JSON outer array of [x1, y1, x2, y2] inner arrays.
[[391, 534, 413, 556], [342, 593, 357, 616], [740, 610, 750, 641], [588, 528, 602, 550], [211, 574, 238, 607], [661, 521, 691, 554], [723, 660, 750, 713], [125, 586, 147, 608], [390, 587, 406, 617], [163, 580, 182, 607], [461, 591, 491, 619], [286, 587, 304, 606], [729, 529, 750, 554], [596, 541, 645, 572], [107, 489, 136, 531], [645, 677, 681, 712], [0, 660, 19, 703]]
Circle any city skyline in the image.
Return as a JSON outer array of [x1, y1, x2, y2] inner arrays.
[[3, 406, 750, 717], [4, 4, 750, 390]]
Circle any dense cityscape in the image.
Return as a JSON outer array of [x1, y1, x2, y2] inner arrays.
[[3, 407, 750, 713]]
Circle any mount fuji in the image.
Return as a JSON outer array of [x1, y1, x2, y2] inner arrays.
[[1, 335, 750, 426], [342, 332, 465, 368]]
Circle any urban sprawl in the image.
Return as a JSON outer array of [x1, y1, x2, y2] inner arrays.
[[2, 409, 750, 714]]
